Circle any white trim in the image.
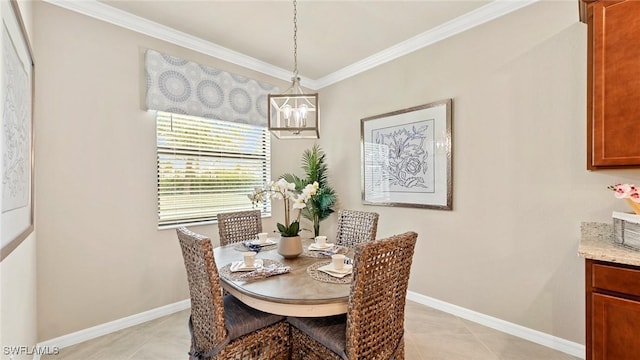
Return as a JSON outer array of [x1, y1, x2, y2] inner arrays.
[[32, 299, 190, 360], [42, 0, 538, 90], [406, 291, 586, 359], [312, 0, 538, 89], [41, 0, 295, 83]]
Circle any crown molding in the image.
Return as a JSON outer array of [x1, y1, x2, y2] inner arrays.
[[42, 0, 298, 84], [43, 0, 537, 91], [311, 0, 538, 89]]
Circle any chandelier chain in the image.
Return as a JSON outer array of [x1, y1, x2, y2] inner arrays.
[[292, 0, 298, 77]]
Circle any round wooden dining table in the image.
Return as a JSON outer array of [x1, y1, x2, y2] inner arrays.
[[214, 238, 352, 317]]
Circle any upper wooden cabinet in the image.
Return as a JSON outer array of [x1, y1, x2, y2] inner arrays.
[[583, 0, 640, 169]]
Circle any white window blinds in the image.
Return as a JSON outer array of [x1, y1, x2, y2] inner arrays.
[[156, 111, 271, 227]]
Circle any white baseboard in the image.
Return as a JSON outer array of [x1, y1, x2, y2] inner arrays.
[[406, 291, 585, 359], [32, 293, 586, 360], [32, 299, 190, 360]]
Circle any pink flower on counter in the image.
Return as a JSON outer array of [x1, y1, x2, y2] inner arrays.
[[608, 183, 640, 203]]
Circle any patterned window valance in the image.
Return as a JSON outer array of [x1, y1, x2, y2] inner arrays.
[[145, 49, 278, 127]]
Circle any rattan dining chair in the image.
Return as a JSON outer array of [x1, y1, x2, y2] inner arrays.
[[288, 231, 417, 360], [334, 209, 379, 247], [217, 210, 262, 246], [176, 227, 290, 360]]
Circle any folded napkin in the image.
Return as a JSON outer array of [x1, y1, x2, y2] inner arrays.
[[309, 242, 334, 251], [230, 259, 264, 272], [237, 264, 291, 280], [317, 245, 346, 257], [317, 264, 353, 278], [248, 239, 277, 246], [243, 242, 263, 253]]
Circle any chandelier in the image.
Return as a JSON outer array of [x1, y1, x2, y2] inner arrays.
[[268, 0, 319, 139]]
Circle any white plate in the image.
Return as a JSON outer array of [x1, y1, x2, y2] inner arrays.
[[230, 259, 264, 272], [308, 242, 334, 251], [317, 263, 353, 278], [249, 239, 278, 246]]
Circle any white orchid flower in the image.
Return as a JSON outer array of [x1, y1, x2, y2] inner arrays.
[[250, 178, 321, 237], [302, 182, 318, 197], [274, 178, 288, 190], [292, 197, 307, 209]]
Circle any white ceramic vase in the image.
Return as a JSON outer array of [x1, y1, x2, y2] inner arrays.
[[277, 235, 302, 259]]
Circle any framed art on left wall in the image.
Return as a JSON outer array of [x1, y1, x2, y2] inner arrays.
[[1, 0, 34, 261]]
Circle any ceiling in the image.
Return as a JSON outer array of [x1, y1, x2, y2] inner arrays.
[[47, 0, 537, 89]]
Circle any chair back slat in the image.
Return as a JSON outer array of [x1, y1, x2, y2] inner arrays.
[[335, 209, 379, 247], [217, 210, 263, 246], [176, 227, 227, 353], [346, 231, 417, 359]]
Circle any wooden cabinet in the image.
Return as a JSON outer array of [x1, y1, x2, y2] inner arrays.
[[586, 259, 640, 359], [583, 0, 640, 169]]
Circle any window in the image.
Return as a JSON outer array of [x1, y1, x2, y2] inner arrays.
[[156, 111, 271, 227]]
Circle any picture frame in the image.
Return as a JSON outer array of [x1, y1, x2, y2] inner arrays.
[[360, 99, 452, 210], [1, 0, 35, 261]]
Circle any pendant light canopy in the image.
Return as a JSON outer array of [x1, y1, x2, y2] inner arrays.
[[268, 0, 319, 139]]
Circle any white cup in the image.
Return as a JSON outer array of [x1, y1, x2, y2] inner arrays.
[[256, 232, 269, 244], [331, 254, 345, 270], [242, 251, 256, 267], [315, 235, 327, 247]]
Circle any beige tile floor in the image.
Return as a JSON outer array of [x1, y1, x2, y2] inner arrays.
[[42, 300, 580, 360]]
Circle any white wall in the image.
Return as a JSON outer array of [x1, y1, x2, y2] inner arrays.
[[1, 1, 38, 359], [318, 1, 640, 344]]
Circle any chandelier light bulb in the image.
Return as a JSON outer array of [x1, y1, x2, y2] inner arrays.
[[298, 103, 308, 127], [282, 104, 292, 121], [298, 104, 308, 119]]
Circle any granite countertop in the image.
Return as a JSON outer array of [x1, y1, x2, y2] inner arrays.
[[578, 221, 640, 267]]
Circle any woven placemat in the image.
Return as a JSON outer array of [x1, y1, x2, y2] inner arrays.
[[300, 245, 349, 258], [232, 242, 278, 252], [220, 259, 285, 281], [307, 261, 353, 284]]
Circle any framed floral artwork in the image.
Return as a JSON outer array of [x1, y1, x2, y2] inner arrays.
[[360, 99, 452, 210], [1, 0, 34, 261]]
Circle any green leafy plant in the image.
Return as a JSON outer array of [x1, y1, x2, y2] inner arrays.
[[281, 145, 337, 237]]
